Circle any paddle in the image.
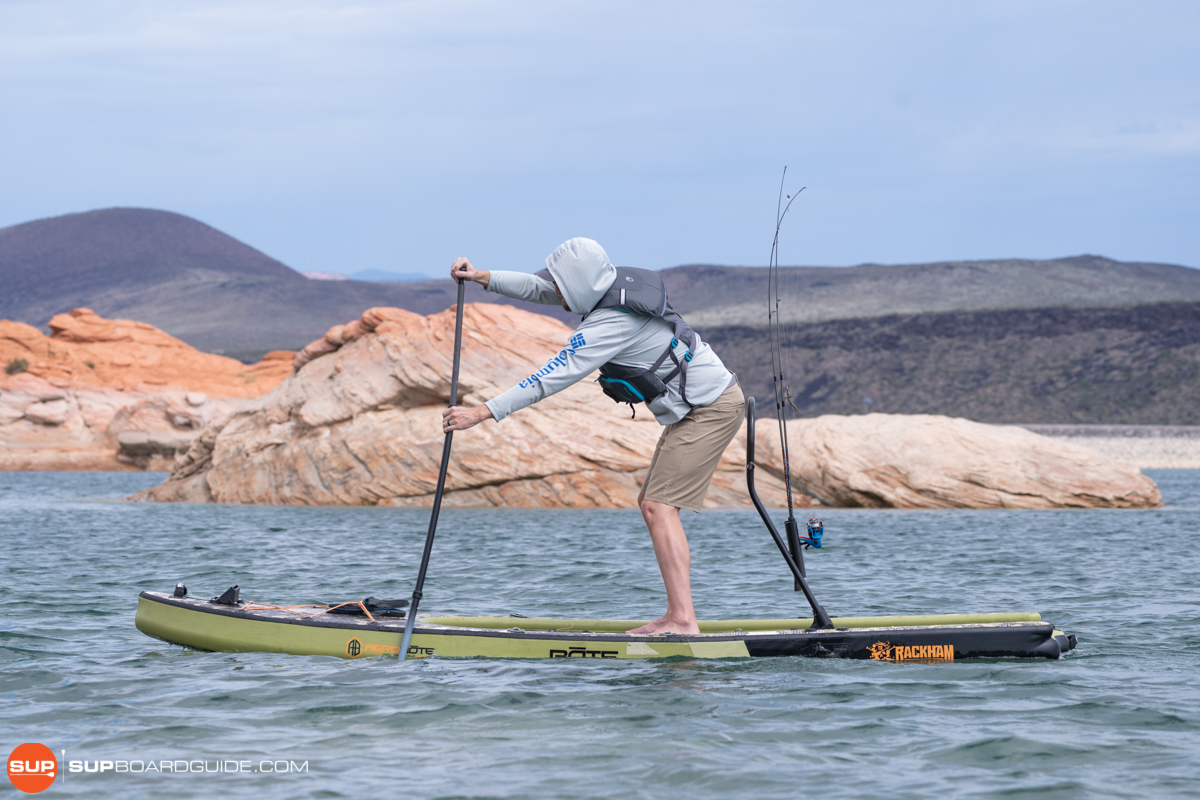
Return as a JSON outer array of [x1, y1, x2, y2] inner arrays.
[[398, 271, 466, 662]]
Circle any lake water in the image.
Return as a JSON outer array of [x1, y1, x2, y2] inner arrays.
[[2, 470, 1199, 798]]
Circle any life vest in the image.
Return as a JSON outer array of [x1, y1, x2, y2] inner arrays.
[[541, 266, 697, 415]]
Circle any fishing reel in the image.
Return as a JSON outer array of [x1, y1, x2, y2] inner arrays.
[[799, 517, 823, 549]]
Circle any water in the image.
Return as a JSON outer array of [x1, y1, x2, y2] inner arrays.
[[2, 471, 1199, 798]]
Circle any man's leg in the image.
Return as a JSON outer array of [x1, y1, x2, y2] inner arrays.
[[626, 494, 700, 635], [628, 383, 745, 636]]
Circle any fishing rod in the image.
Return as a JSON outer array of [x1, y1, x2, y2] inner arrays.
[[767, 169, 809, 590], [398, 270, 466, 662], [755, 168, 832, 629]]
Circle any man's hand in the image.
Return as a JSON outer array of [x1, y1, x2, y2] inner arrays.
[[442, 404, 493, 432], [450, 257, 490, 288]]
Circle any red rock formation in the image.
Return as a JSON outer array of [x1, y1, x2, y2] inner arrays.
[[1, 308, 292, 395], [1, 309, 295, 470]]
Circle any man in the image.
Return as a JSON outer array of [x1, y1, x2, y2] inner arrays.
[[442, 238, 744, 635]]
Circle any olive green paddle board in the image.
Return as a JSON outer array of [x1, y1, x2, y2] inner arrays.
[[136, 591, 1076, 661]]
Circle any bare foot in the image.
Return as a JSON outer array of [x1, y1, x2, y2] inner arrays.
[[627, 614, 700, 636]]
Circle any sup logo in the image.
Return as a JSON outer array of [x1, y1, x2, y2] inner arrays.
[[346, 637, 363, 658], [867, 641, 954, 663], [7, 743, 57, 794]]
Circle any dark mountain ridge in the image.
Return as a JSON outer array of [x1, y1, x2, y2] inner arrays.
[[705, 300, 1200, 425], [661, 256, 1200, 328]]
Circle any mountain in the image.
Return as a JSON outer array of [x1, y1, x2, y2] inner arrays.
[[349, 268, 438, 282], [661, 257, 1200, 328], [705, 300, 1200, 425], [4, 206, 1198, 379], [0, 208, 572, 357], [300, 269, 438, 282]]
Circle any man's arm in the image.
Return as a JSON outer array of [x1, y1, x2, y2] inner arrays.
[[449, 257, 561, 306], [442, 312, 626, 431], [443, 257, 603, 432], [483, 313, 626, 422]]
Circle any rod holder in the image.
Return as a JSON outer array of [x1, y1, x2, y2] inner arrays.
[[785, 517, 806, 585], [745, 396, 833, 630]]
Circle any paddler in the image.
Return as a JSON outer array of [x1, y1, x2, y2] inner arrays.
[[442, 238, 744, 635]]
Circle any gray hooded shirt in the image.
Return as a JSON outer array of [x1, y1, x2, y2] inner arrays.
[[483, 238, 734, 426]]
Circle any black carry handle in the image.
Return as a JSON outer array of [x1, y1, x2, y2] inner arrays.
[[398, 271, 467, 662], [745, 396, 834, 630]]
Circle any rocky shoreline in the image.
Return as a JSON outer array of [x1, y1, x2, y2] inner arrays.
[[1020, 425, 1200, 469], [1, 304, 1167, 509], [125, 303, 1160, 510]]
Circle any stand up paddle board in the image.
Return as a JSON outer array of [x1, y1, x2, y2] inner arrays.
[[136, 590, 1075, 661]]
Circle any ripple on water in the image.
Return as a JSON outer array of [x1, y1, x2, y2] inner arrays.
[[0, 470, 1198, 798]]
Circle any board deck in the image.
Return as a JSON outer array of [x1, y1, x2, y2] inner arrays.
[[136, 592, 1077, 661]]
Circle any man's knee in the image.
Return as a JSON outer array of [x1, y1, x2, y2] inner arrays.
[[640, 497, 678, 522]]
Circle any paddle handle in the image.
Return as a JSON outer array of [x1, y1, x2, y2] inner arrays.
[[399, 275, 466, 662]]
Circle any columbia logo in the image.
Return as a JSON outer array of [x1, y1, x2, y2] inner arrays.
[[569, 333, 586, 349]]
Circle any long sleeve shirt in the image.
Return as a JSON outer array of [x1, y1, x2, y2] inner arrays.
[[482, 270, 733, 426]]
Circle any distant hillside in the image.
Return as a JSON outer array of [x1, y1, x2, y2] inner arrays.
[[350, 269, 438, 282], [4, 206, 1199, 389], [0, 208, 572, 356], [662, 257, 1200, 327], [704, 301, 1200, 425]]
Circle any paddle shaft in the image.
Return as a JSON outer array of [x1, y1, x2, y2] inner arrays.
[[399, 277, 466, 662]]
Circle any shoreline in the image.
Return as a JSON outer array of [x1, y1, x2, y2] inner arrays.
[[1019, 424, 1200, 469]]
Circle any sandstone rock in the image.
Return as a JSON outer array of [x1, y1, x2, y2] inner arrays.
[[131, 303, 1159, 510], [23, 399, 70, 426], [108, 394, 242, 470], [754, 413, 1161, 509], [0, 390, 35, 425], [1, 310, 293, 471], [134, 304, 793, 508], [1, 309, 294, 396]]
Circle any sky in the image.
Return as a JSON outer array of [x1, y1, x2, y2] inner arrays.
[[1, 0, 1197, 277]]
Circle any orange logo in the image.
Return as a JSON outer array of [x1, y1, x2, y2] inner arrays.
[[346, 638, 362, 658], [867, 641, 893, 660], [7, 743, 57, 794], [867, 641, 954, 663]]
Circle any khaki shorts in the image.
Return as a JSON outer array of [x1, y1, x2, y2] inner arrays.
[[641, 382, 746, 512]]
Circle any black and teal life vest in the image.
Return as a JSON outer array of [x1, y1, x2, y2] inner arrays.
[[541, 266, 698, 414]]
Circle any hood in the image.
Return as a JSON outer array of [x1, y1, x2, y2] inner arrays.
[[544, 238, 617, 315]]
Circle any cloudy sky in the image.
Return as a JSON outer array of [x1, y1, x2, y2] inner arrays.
[[1, 1, 1197, 276]]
